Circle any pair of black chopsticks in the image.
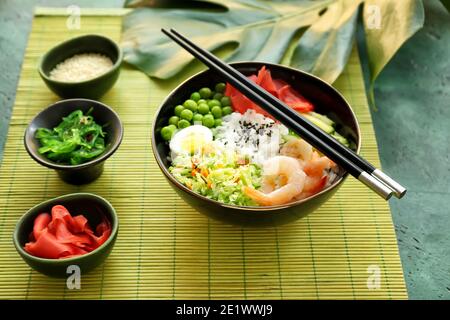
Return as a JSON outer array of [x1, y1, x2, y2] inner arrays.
[[162, 28, 406, 200]]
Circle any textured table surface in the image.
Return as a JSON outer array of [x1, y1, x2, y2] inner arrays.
[[0, 0, 449, 299]]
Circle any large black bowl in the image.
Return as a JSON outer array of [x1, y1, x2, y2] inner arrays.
[[152, 62, 361, 226]]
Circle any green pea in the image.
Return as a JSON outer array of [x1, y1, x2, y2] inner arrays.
[[215, 82, 226, 93], [199, 87, 212, 99], [222, 106, 233, 116], [193, 113, 203, 123], [197, 99, 206, 105], [211, 106, 222, 119], [161, 126, 174, 141], [213, 93, 223, 101], [180, 109, 193, 121], [190, 92, 201, 101], [178, 119, 190, 129], [198, 103, 210, 115], [208, 99, 221, 108], [202, 114, 215, 128], [221, 96, 231, 107], [168, 124, 177, 132], [183, 99, 197, 112], [174, 105, 185, 117], [168, 116, 179, 126], [214, 119, 223, 127]]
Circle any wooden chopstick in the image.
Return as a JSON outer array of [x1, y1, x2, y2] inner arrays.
[[162, 28, 405, 200]]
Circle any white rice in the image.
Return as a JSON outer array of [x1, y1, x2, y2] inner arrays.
[[215, 109, 289, 165], [49, 53, 113, 82]]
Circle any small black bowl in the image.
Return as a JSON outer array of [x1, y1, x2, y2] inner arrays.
[[13, 193, 119, 278], [152, 62, 361, 227], [24, 99, 123, 184], [38, 34, 123, 99]]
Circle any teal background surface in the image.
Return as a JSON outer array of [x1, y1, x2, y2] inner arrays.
[[0, 0, 449, 299]]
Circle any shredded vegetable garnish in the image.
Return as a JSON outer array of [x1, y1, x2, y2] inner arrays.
[[169, 151, 262, 206], [35, 108, 107, 165]]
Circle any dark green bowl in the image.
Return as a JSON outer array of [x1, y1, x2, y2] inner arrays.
[[152, 62, 362, 227], [24, 99, 124, 185], [13, 193, 119, 278], [38, 34, 122, 99]]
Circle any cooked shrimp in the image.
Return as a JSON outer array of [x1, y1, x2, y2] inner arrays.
[[295, 151, 336, 200], [280, 138, 313, 162], [303, 151, 335, 176], [243, 156, 306, 206]]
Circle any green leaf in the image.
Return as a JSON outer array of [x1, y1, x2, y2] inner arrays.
[[291, 0, 363, 84], [121, 0, 332, 79], [363, 0, 424, 84], [122, 0, 426, 104]]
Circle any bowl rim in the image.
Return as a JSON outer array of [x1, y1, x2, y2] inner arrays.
[[24, 98, 124, 170], [37, 34, 123, 85], [151, 61, 362, 212], [12, 193, 119, 264]]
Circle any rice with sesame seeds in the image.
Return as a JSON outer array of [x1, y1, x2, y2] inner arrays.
[[215, 109, 289, 165]]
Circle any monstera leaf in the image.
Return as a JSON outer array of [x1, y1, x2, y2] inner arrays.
[[121, 0, 427, 94], [363, 0, 424, 84], [361, 0, 424, 104], [121, 0, 333, 79], [291, 0, 363, 84]]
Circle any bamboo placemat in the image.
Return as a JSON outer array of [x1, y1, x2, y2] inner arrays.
[[0, 9, 407, 299]]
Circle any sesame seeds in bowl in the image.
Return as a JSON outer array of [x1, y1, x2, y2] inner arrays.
[[38, 34, 123, 99], [49, 53, 113, 83]]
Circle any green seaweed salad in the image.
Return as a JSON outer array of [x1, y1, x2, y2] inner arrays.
[[35, 108, 107, 165]]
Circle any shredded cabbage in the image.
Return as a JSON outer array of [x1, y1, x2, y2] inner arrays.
[[169, 151, 262, 206]]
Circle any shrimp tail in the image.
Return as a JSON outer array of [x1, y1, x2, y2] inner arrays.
[[243, 186, 274, 206], [243, 181, 305, 206]]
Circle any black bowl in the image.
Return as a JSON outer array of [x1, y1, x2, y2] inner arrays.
[[152, 62, 361, 227], [24, 99, 124, 184], [13, 193, 119, 278], [38, 34, 123, 99]]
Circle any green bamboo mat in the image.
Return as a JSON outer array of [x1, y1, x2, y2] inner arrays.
[[0, 9, 407, 299]]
